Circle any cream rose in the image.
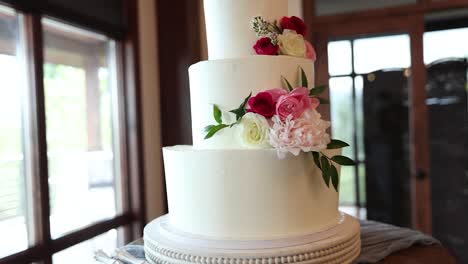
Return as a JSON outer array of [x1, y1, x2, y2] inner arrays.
[[237, 113, 271, 148], [277, 30, 307, 58]]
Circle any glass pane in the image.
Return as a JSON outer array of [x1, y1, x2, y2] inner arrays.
[[330, 77, 355, 158], [424, 27, 468, 64], [53, 229, 119, 264], [328, 41, 352, 76], [355, 76, 365, 161], [43, 19, 121, 238], [0, 7, 29, 258], [329, 77, 356, 205], [339, 166, 356, 205], [316, 0, 417, 16], [353, 34, 411, 74], [358, 163, 366, 206]]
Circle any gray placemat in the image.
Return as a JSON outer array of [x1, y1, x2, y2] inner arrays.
[[107, 220, 440, 264]]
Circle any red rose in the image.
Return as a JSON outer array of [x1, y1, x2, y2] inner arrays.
[[280, 16, 307, 36], [247, 92, 276, 118], [253, 37, 279, 55]]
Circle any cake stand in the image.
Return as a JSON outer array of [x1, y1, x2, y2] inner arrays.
[[144, 212, 360, 264]]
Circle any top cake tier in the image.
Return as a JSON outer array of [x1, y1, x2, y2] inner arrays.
[[204, 0, 288, 60]]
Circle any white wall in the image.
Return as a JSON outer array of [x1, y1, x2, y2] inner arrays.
[[137, 0, 166, 222]]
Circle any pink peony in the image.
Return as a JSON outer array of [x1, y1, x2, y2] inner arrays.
[[276, 87, 312, 121], [269, 109, 331, 159], [305, 40, 317, 62]]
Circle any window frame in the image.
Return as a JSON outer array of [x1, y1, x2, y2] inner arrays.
[[0, 0, 145, 263]]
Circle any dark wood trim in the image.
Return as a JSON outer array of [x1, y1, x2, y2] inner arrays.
[[157, 0, 202, 147], [302, 0, 316, 20], [312, 15, 415, 39], [0, 0, 124, 39], [122, 0, 146, 241], [409, 16, 432, 234], [0, 214, 133, 264], [39, 4, 125, 40], [308, 1, 468, 26], [311, 32, 330, 121], [24, 13, 52, 264]]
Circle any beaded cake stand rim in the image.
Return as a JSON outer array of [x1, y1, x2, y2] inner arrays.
[[143, 212, 361, 264]]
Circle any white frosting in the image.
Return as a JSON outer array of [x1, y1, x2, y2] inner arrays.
[[204, 0, 288, 60], [189, 56, 314, 149], [163, 146, 341, 239]]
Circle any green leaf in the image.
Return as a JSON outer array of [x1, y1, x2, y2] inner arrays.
[[330, 165, 339, 192], [320, 156, 330, 187], [312, 152, 321, 169], [281, 76, 294, 92], [229, 92, 252, 121], [309, 85, 327, 96], [272, 20, 282, 33], [317, 97, 329, 104], [331, 155, 356, 166], [204, 125, 216, 133], [213, 105, 222, 124], [204, 124, 229, 139], [300, 67, 308, 88], [327, 139, 350, 149]]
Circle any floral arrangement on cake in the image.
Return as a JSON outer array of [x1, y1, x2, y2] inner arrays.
[[204, 67, 355, 192], [250, 16, 316, 61]]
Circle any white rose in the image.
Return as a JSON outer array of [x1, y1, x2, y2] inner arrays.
[[277, 30, 307, 58], [237, 113, 271, 148]]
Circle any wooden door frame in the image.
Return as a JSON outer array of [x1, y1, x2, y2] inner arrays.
[[303, 2, 433, 233]]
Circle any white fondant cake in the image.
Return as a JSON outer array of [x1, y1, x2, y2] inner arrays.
[[144, 0, 360, 263]]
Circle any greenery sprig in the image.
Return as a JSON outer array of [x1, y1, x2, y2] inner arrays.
[[311, 140, 356, 192], [204, 93, 252, 139]]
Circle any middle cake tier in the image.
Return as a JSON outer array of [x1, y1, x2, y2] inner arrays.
[[189, 56, 315, 149], [163, 146, 340, 240]]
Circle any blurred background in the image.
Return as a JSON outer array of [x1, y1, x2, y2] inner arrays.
[[0, 0, 467, 263]]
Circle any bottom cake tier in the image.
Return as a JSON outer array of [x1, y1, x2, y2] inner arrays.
[[144, 213, 361, 264], [163, 146, 342, 240]]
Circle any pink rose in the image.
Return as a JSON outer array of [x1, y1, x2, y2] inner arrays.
[[276, 87, 311, 121], [247, 88, 287, 118], [269, 109, 331, 159], [280, 16, 307, 36], [253, 37, 279, 55], [305, 40, 317, 62], [265, 88, 287, 103]]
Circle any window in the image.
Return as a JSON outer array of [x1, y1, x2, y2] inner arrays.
[[328, 35, 412, 219], [0, 1, 143, 263], [43, 18, 122, 239], [0, 6, 29, 258]]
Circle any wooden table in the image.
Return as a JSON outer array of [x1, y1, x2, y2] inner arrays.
[[375, 244, 456, 264]]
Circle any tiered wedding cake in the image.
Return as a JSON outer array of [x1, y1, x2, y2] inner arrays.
[[144, 0, 361, 263]]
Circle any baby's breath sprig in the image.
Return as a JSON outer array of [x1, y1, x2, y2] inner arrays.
[[250, 16, 281, 45]]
